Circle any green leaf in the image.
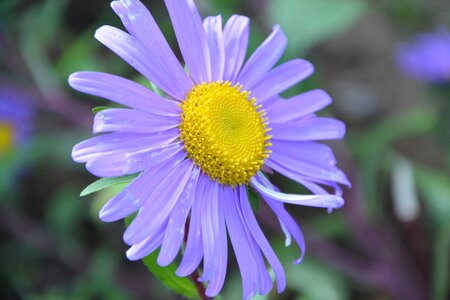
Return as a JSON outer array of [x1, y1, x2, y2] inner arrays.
[[92, 106, 111, 114], [267, 0, 368, 53], [150, 82, 166, 97], [247, 188, 260, 212], [80, 174, 138, 197], [124, 215, 199, 299]]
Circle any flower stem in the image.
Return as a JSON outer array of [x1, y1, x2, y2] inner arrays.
[[190, 270, 210, 300]]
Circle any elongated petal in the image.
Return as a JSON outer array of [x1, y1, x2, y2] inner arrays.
[[204, 16, 225, 81], [95, 25, 187, 99], [222, 15, 250, 82], [239, 186, 286, 293], [268, 152, 350, 186], [111, 0, 193, 98], [126, 226, 166, 260], [86, 142, 184, 177], [200, 180, 220, 282], [267, 89, 332, 123], [254, 174, 305, 263], [251, 175, 344, 209], [68, 72, 180, 116], [177, 174, 208, 276], [93, 108, 179, 134], [251, 59, 314, 103], [124, 159, 194, 245], [205, 185, 228, 297], [164, 0, 211, 83], [271, 117, 346, 141], [237, 25, 287, 90], [224, 186, 259, 299], [157, 166, 200, 266], [99, 151, 186, 222], [272, 140, 337, 167], [72, 130, 179, 163]]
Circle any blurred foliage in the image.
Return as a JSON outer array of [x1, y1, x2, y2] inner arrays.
[[0, 0, 449, 299]]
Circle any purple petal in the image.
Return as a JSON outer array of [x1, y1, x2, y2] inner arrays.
[[268, 151, 350, 186], [99, 151, 186, 222], [94, 25, 188, 100], [177, 174, 208, 276], [164, 0, 211, 83], [86, 142, 184, 177], [205, 185, 227, 297], [271, 140, 337, 167], [223, 186, 258, 299], [271, 117, 346, 141], [237, 25, 287, 90], [222, 15, 250, 82], [110, 0, 193, 98], [204, 16, 225, 81], [199, 180, 220, 282], [93, 108, 179, 134], [68, 72, 180, 116], [257, 176, 306, 263], [124, 159, 195, 245], [126, 226, 166, 261], [267, 89, 332, 123], [72, 129, 179, 163], [251, 173, 344, 209], [251, 59, 314, 103], [157, 166, 200, 266], [239, 186, 286, 293]]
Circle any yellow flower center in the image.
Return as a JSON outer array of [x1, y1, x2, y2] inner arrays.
[[179, 81, 272, 186], [0, 122, 14, 156]]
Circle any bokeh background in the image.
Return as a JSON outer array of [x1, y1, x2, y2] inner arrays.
[[1, 0, 449, 299]]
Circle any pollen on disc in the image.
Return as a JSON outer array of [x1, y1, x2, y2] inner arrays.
[[179, 81, 272, 186]]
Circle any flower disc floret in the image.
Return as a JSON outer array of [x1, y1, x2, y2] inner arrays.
[[179, 81, 272, 186]]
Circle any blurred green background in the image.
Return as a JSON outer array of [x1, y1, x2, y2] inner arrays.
[[1, 0, 449, 299]]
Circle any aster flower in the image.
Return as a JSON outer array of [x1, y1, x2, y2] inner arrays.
[[0, 87, 33, 156], [70, 0, 349, 298], [396, 28, 450, 84]]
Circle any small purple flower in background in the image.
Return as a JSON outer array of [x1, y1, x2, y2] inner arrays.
[[0, 87, 33, 156], [70, 0, 349, 298], [396, 28, 450, 84]]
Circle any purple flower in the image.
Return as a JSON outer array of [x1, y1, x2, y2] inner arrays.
[[396, 28, 450, 84], [0, 87, 33, 155], [70, 0, 349, 298]]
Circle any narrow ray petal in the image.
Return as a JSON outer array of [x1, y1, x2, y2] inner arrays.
[[268, 152, 350, 186], [237, 25, 287, 89], [158, 166, 200, 266], [93, 108, 179, 134], [271, 117, 346, 141], [164, 0, 211, 83], [86, 142, 184, 178], [239, 186, 286, 293], [224, 186, 259, 299], [177, 174, 208, 276], [72, 130, 179, 163], [222, 15, 250, 82], [267, 89, 332, 123], [68, 72, 180, 116], [126, 227, 166, 261], [204, 16, 225, 81], [200, 180, 220, 282], [124, 159, 195, 245], [205, 185, 228, 297], [251, 174, 344, 209], [251, 59, 314, 103], [95, 25, 190, 99], [99, 150, 186, 222], [110, 0, 193, 98]]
